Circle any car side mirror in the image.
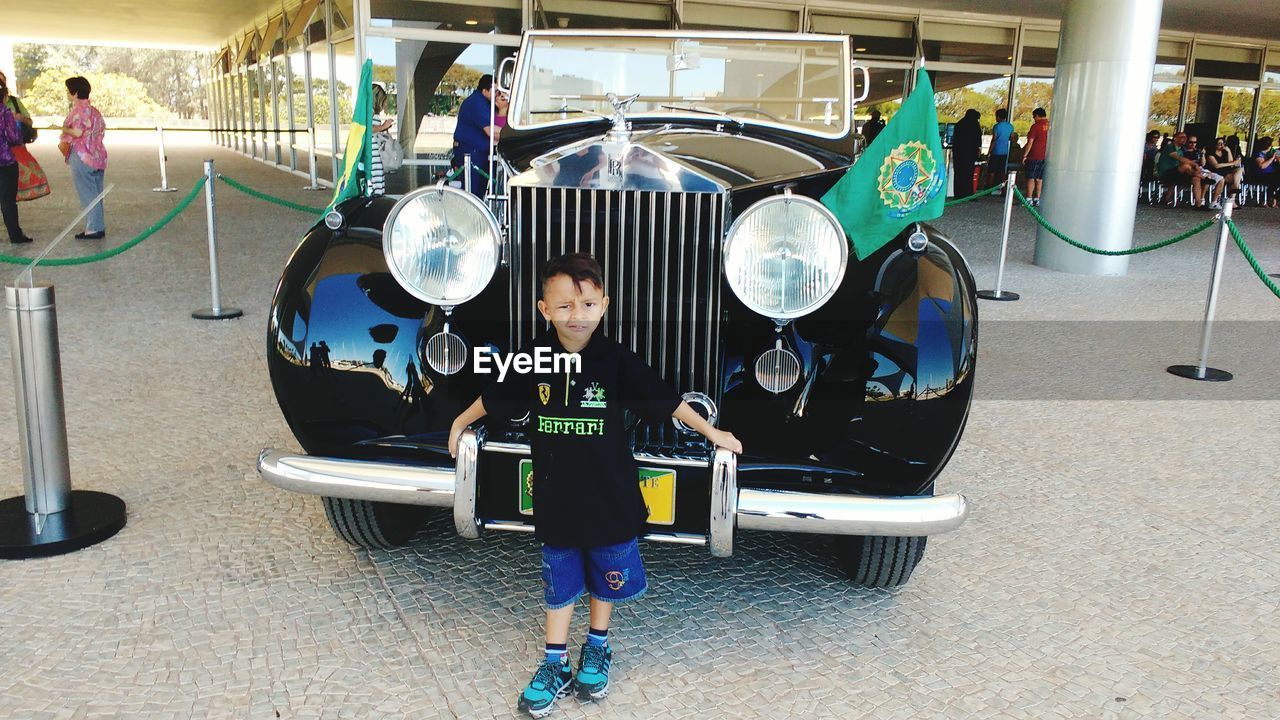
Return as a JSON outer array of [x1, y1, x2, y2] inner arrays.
[[850, 63, 870, 106], [496, 55, 517, 96]]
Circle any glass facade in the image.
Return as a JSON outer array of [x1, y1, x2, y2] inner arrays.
[[201, 0, 1280, 191]]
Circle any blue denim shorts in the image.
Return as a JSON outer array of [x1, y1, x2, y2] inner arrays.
[[541, 538, 648, 609]]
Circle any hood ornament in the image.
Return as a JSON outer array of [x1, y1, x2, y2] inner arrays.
[[603, 92, 640, 179], [606, 92, 640, 141]]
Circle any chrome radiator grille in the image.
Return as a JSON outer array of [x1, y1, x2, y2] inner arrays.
[[510, 186, 725, 449]]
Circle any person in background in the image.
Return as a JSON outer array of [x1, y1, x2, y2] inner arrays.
[[495, 90, 510, 131], [987, 108, 1014, 191], [451, 74, 497, 197], [0, 81, 33, 244], [0, 70, 50, 204], [60, 76, 108, 240], [1225, 135, 1244, 165], [1183, 136, 1224, 209], [862, 109, 885, 146], [1022, 107, 1049, 207], [1205, 136, 1242, 202], [1156, 131, 1203, 206], [1006, 132, 1025, 195], [1141, 130, 1161, 185], [369, 83, 392, 197], [950, 108, 982, 200], [1251, 136, 1280, 208]]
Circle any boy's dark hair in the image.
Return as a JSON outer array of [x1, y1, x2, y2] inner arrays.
[[1032, 107, 1047, 118], [995, 108, 1008, 121], [477, 74, 494, 93], [65, 76, 91, 99], [542, 253, 604, 293]]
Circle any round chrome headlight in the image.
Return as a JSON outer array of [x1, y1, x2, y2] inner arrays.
[[723, 193, 848, 321], [383, 185, 502, 308]]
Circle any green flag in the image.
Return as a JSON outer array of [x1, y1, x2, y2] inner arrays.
[[328, 59, 374, 210], [821, 68, 946, 260]]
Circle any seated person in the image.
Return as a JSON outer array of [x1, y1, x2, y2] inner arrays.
[[1205, 136, 1243, 199], [1251, 136, 1280, 208], [1156, 131, 1205, 206], [1184, 135, 1224, 208], [1141, 129, 1161, 184]]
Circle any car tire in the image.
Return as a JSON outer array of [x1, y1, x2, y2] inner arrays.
[[321, 497, 426, 549], [833, 535, 928, 588]]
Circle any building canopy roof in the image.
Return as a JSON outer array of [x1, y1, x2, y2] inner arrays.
[[6, 0, 1280, 49]]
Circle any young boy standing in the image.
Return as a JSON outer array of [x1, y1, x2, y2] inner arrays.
[[448, 253, 741, 718]]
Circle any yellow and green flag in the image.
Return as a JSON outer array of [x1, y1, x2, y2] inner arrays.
[[328, 58, 374, 210], [821, 68, 946, 260]]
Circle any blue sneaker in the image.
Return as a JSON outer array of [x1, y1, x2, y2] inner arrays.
[[517, 659, 574, 718], [574, 644, 612, 701]]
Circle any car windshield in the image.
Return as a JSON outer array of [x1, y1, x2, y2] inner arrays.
[[511, 33, 849, 137]]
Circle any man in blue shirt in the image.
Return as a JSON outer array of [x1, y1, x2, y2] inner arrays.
[[987, 108, 1014, 191], [452, 74, 498, 197]]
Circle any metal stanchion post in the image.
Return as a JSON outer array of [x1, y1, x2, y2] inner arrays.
[[1, 284, 127, 558], [464, 153, 473, 195], [304, 128, 322, 191], [978, 171, 1021, 301], [192, 160, 243, 321], [152, 126, 176, 193], [1168, 198, 1233, 382]]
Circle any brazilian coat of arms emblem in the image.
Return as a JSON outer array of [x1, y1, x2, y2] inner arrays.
[[877, 141, 944, 218]]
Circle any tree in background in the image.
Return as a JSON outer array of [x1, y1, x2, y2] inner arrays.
[[287, 78, 353, 126], [934, 85, 1003, 125], [97, 49, 206, 119], [1148, 85, 1182, 134], [1218, 88, 1256, 138], [25, 68, 173, 121], [13, 43, 204, 118], [1256, 91, 1280, 138], [439, 64, 483, 99], [1010, 81, 1054, 134]]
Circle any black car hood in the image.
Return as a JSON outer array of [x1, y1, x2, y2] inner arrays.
[[500, 119, 852, 190]]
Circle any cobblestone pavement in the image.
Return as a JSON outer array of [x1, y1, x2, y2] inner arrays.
[[0, 143, 1278, 719]]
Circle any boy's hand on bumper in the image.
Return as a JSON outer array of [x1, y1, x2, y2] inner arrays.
[[708, 429, 742, 455], [448, 423, 462, 458]]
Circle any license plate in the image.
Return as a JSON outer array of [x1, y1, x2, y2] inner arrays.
[[518, 459, 677, 525]]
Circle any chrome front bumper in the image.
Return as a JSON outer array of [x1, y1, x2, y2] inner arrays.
[[258, 432, 969, 557]]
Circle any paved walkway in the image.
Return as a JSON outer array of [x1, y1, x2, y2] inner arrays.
[[1, 142, 1277, 719]]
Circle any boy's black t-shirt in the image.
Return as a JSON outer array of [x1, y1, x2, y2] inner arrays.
[[481, 330, 682, 548]]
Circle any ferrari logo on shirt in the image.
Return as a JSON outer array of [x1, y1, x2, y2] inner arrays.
[[580, 382, 607, 408], [537, 416, 605, 435], [538, 383, 551, 405]]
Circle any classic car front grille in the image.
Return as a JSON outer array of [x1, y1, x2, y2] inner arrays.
[[510, 186, 725, 452]]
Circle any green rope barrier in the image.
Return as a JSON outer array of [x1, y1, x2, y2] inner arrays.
[[217, 175, 327, 214], [1224, 217, 1280, 300], [442, 165, 492, 183], [1013, 186, 1216, 256], [944, 182, 1006, 207], [0, 177, 208, 267]]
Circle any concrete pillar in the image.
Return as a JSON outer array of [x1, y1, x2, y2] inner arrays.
[[1034, 0, 1163, 275]]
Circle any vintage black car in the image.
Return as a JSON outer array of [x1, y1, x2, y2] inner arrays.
[[259, 31, 974, 587]]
